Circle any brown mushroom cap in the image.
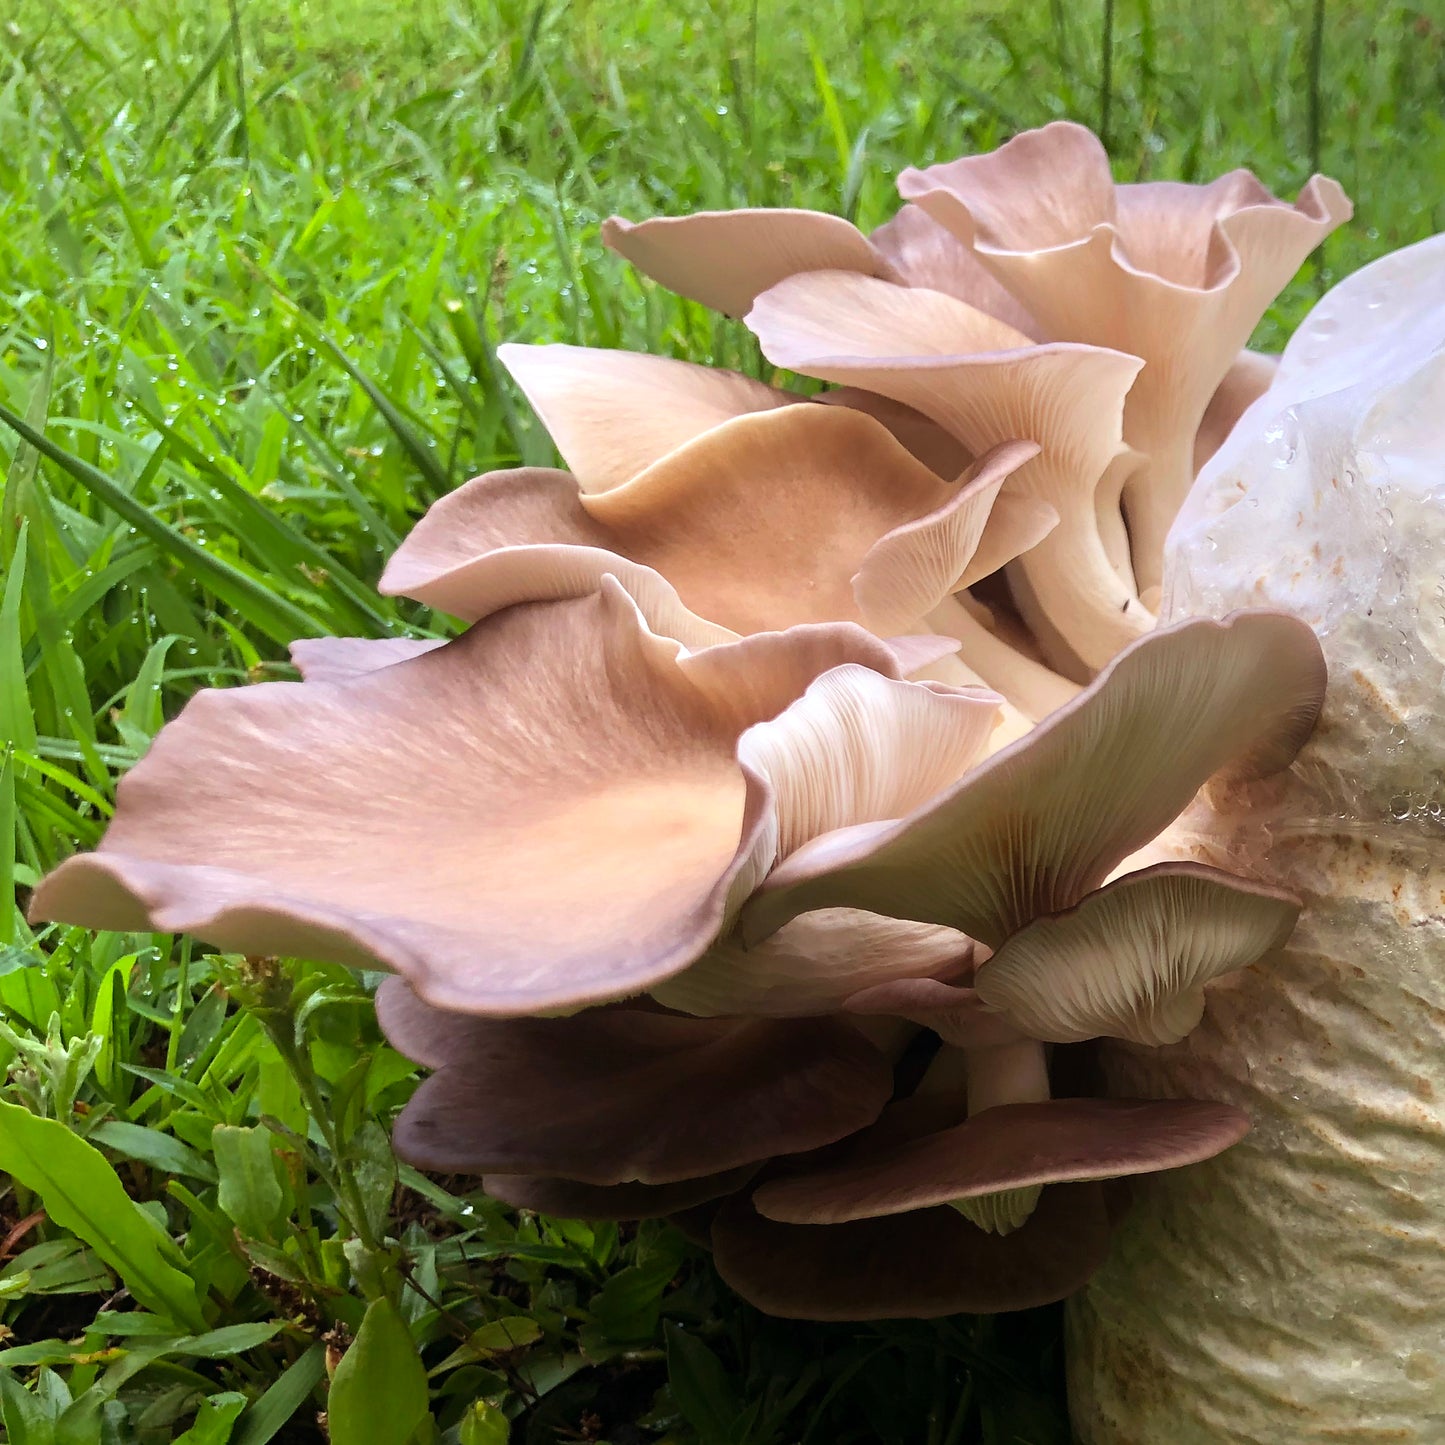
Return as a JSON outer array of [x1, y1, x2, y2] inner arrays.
[[382, 410, 1038, 642], [711, 1181, 1109, 1320], [751, 1098, 1250, 1225], [741, 610, 1326, 949], [379, 979, 893, 1186], [481, 1166, 758, 1221]]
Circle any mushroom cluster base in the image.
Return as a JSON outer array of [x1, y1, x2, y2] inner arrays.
[[1067, 236, 1445, 1441]]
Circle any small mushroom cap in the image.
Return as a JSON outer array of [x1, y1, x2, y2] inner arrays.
[[742, 610, 1326, 949], [482, 1167, 757, 1221], [603, 207, 899, 318], [497, 343, 792, 492], [973, 861, 1302, 1046], [653, 910, 974, 1018], [379, 979, 893, 1186], [711, 1181, 1109, 1320], [751, 1098, 1251, 1225]]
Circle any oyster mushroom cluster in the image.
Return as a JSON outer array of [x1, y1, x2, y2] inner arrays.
[[31, 122, 1345, 1320]]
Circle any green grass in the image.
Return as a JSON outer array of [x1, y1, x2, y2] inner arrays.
[[0, 0, 1441, 1439]]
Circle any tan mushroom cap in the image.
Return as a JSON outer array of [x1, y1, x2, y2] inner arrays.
[[497, 343, 792, 493], [710, 1181, 1109, 1320], [751, 1098, 1251, 1224], [602, 207, 901, 318], [378, 467, 734, 644], [603, 201, 1042, 338], [382, 415, 1041, 641], [744, 269, 1151, 673], [869, 203, 1040, 335], [30, 582, 893, 1015], [974, 861, 1301, 1046], [742, 610, 1326, 949], [653, 910, 974, 1018], [289, 636, 443, 685], [379, 979, 892, 1185], [482, 1166, 758, 1221], [898, 121, 1351, 594]]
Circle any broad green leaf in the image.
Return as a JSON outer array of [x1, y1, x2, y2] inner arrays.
[[174, 1391, 248, 1444], [664, 1323, 743, 1445], [0, 1368, 54, 1445], [0, 1099, 204, 1330], [327, 1297, 430, 1445], [212, 1124, 287, 1240], [89, 1121, 217, 1182], [88, 953, 139, 1093]]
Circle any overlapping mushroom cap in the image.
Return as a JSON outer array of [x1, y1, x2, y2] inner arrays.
[[31, 575, 1001, 1017], [27, 118, 1345, 1324], [604, 121, 1349, 667], [379, 341, 1069, 732]]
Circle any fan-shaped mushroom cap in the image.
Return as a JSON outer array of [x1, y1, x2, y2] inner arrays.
[[382, 415, 1041, 643], [653, 911, 973, 1018], [711, 1181, 1109, 1320], [745, 269, 1151, 673], [973, 861, 1301, 1046], [898, 122, 1351, 594], [602, 207, 901, 318], [379, 979, 892, 1185], [602, 201, 1041, 337], [30, 581, 895, 1015], [750, 1098, 1250, 1224], [742, 611, 1326, 948], [497, 343, 792, 492], [378, 467, 734, 644]]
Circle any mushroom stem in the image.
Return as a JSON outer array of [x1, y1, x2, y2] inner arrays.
[[964, 1037, 1051, 1115], [927, 595, 1080, 722], [955, 1037, 1052, 1234], [1005, 498, 1156, 678], [1122, 428, 1196, 600]]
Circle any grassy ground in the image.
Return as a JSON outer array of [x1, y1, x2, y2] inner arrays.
[[0, 0, 1441, 1439]]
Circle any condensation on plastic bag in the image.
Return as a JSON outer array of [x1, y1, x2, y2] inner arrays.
[[1069, 235, 1445, 1444]]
